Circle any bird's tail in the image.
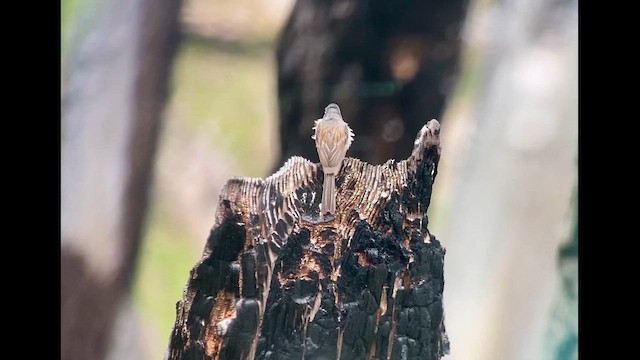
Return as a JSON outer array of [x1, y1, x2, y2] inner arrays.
[[322, 172, 336, 215]]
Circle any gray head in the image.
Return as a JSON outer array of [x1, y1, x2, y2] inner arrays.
[[323, 103, 342, 120]]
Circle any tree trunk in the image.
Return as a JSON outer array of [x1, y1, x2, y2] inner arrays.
[[275, 0, 469, 168], [433, 0, 578, 359], [167, 120, 447, 360], [60, 0, 183, 359]]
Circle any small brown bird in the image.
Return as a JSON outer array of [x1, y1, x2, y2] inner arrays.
[[312, 103, 354, 215]]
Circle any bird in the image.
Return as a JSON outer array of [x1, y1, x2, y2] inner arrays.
[[312, 103, 354, 215]]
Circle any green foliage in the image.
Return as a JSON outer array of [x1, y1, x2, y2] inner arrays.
[[132, 205, 202, 340], [544, 183, 578, 360], [61, 0, 106, 61], [169, 37, 278, 177]]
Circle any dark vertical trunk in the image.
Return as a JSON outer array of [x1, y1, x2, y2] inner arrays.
[[275, 0, 469, 168]]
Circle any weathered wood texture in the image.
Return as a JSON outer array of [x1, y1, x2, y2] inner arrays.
[[167, 120, 446, 360]]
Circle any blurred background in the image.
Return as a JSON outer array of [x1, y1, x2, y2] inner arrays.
[[61, 0, 577, 359]]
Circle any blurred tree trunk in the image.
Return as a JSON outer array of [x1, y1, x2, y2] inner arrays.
[[275, 0, 469, 169], [60, 0, 182, 359], [432, 0, 578, 359]]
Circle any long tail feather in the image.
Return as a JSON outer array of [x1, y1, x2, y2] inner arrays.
[[322, 173, 336, 215]]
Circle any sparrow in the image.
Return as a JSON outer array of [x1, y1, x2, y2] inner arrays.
[[311, 103, 354, 215]]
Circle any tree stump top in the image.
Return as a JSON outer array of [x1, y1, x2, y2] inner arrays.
[[167, 119, 446, 360]]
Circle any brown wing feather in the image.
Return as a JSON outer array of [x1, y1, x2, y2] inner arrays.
[[315, 121, 349, 170]]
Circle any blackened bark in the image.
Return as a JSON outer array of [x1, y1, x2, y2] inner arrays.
[[276, 0, 469, 168], [167, 120, 447, 360]]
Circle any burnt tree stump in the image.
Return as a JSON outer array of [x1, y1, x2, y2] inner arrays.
[[166, 120, 446, 360]]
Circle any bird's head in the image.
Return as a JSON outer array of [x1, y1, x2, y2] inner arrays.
[[323, 103, 342, 121]]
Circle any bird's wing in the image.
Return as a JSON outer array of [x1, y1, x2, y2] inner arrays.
[[316, 122, 350, 169], [311, 118, 321, 140]]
